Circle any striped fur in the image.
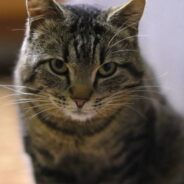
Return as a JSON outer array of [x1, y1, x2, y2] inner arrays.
[[14, 0, 184, 183]]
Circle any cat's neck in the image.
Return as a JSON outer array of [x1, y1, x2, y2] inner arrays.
[[27, 100, 157, 182]]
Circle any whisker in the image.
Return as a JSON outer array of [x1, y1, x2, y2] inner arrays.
[[23, 102, 52, 111], [12, 28, 25, 32], [108, 35, 148, 52], [110, 49, 138, 55], [123, 104, 147, 120], [29, 106, 57, 120], [0, 93, 24, 101], [0, 97, 50, 107], [107, 22, 137, 47], [144, 72, 169, 82], [128, 95, 155, 102], [0, 85, 45, 98], [137, 85, 172, 91], [16, 98, 48, 103], [0, 84, 36, 91], [129, 89, 162, 94], [0, 101, 36, 107]]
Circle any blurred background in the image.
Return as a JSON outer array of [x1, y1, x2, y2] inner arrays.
[[0, 0, 183, 183], [0, 1, 26, 74], [0, 1, 32, 184]]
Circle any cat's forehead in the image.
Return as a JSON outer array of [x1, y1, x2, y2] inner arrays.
[[31, 16, 109, 65], [34, 5, 106, 35], [29, 5, 132, 66]]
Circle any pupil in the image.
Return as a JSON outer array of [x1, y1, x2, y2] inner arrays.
[[104, 63, 112, 72], [54, 60, 63, 69]]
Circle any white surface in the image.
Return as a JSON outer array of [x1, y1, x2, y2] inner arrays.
[[67, 0, 184, 115]]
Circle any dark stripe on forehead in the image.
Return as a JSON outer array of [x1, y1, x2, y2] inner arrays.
[[92, 36, 100, 62], [73, 36, 81, 59], [63, 41, 69, 63], [100, 46, 106, 64], [72, 33, 99, 63], [69, 16, 106, 63]]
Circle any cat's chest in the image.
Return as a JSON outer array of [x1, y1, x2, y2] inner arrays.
[[29, 118, 112, 166], [38, 134, 111, 168], [28, 116, 119, 161], [28, 117, 128, 182], [32, 131, 112, 181]]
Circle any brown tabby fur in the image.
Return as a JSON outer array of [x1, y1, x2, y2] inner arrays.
[[14, 0, 184, 183]]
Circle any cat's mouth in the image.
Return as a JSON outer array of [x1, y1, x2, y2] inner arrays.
[[64, 109, 95, 122], [72, 109, 86, 115]]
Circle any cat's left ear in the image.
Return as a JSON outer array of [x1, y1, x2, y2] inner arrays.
[[107, 0, 146, 30]]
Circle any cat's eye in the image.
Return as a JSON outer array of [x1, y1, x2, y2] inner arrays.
[[98, 62, 117, 77], [49, 59, 68, 75]]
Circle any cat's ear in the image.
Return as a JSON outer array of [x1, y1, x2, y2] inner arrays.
[[107, 0, 146, 30], [26, 0, 65, 19]]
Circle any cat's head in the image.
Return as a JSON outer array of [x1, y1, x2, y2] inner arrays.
[[15, 0, 146, 123]]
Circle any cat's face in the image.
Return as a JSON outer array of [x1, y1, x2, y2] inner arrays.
[[16, 0, 145, 122]]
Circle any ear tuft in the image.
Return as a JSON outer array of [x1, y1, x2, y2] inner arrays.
[[26, 0, 61, 18], [107, 0, 146, 29]]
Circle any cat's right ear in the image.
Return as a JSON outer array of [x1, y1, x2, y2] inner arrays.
[[26, 0, 66, 20]]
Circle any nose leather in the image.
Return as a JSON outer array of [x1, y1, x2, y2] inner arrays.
[[74, 99, 87, 108]]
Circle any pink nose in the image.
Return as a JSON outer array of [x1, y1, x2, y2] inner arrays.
[[74, 99, 87, 108]]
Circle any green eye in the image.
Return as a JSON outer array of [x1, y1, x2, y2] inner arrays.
[[98, 62, 117, 77], [49, 59, 68, 75]]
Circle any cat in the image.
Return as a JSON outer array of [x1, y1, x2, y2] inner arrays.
[[14, 0, 184, 183]]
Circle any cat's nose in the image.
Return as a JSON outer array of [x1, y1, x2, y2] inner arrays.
[[74, 98, 88, 109]]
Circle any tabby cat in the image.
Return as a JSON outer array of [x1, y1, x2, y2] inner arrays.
[[14, 0, 184, 183]]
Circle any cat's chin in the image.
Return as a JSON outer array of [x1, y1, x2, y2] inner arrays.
[[65, 110, 95, 122]]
